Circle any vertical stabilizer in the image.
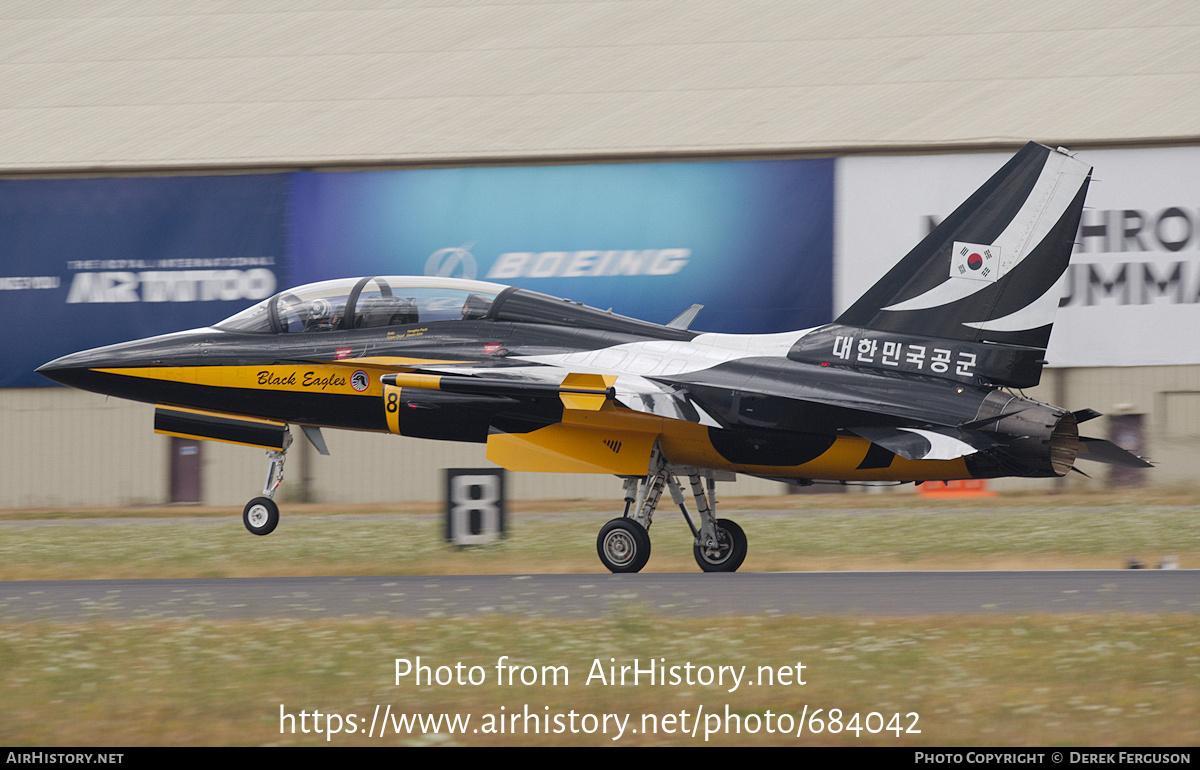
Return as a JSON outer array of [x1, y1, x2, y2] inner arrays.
[[836, 143, 1091, 350]]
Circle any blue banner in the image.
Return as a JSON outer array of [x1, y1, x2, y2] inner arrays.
[[6, 159, 835, 388], [3, 175, 288, 387], [290, 158, 833, 335]]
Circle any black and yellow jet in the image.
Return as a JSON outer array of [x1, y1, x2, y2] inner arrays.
[[39, 143, 1149, 573]]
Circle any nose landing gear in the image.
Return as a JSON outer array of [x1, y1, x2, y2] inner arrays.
[[242, 430, 291, 536]]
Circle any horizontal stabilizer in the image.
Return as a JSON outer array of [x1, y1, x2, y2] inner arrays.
[[848, 426, 1000, 462], [1076, 437, 1153, 468], [1071, 408, 1102, 424]]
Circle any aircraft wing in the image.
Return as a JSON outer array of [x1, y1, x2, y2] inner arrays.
[[379, 362, 1147, 474], [347, 357, 725, 426], [374, 365, 675, 475], [372, 362, 1015, 473], [366, 356, 972, 432]]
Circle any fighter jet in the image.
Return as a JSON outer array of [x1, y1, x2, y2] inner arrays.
[[39, 142, 1149, 573]]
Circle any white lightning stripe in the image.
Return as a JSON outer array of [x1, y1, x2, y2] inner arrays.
[[691, 402, 721, 428], [620, 387, 723, 426], [882, 150, 1089, 313], [964, 273, 1067, 332], [517, 331, 807, 376], [411, 360, 726, 426], [420, 332, 811, 384], [899, 428, 979, 461], [415, 331, 812, 426]]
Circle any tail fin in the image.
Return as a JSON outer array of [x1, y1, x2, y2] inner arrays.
[[836, 142, 1091, 350]]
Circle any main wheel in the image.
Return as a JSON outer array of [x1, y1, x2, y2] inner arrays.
[[243, 497, 280, 536], [596, 518, 651, 573], [694, 518, 747, 572]]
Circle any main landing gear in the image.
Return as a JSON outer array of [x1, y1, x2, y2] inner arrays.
[[242, 429, 291, 536], [596, 444, 747, 574]]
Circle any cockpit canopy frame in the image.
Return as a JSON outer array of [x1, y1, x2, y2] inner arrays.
[[215, 275, 693, 341], [215, 276, 507, 334]]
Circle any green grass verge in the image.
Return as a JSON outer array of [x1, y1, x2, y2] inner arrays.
[[2, 494, 1197, 747], [0, 497, 1196, 579], [1, 615, 1196, 746]]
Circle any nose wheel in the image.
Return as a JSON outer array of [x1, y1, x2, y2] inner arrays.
[[242, 431, 292, 536], [243, 497, 280, 536]]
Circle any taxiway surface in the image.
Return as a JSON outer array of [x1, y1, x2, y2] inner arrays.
[[2, 571, 1197, 621]]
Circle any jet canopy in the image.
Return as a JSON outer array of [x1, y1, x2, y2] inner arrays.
[[215, 276, 508, 333], [215, 275, 694, 339]]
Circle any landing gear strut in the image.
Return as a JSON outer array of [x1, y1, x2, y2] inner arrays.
[[242, 429, 291, 536], [595, 443, 746, 573]]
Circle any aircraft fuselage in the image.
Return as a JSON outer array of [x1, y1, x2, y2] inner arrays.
[[39, 314, 1071, 483]]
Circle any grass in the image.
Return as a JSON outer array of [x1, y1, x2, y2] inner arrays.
[[1, 490, 1196, 746], [0, 615, 1196, 746], [0, 491, 1196, 579]]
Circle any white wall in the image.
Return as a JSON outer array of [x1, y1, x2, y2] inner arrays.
[[1, 1, 1198, 171]]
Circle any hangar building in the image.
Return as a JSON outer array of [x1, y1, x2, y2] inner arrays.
[[2, 1, 1198, 506]]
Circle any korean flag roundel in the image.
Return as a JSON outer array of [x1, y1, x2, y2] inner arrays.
[[949, 241, 1002, 283]]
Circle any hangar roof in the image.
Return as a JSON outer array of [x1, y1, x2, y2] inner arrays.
[[1, 0, 1198, 171]]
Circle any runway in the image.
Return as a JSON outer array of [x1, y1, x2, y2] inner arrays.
[[1, 570, 1197, 620]]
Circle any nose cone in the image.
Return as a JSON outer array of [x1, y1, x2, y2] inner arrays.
[[37, 339, 165, 394], [36, 328, 215, 396], [36, 350, 102, 389]]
